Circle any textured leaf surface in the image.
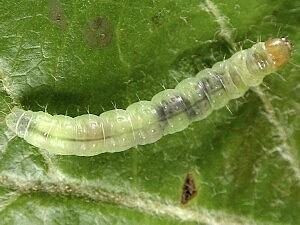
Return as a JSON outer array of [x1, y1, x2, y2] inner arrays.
[[0, 0, 299, 224]]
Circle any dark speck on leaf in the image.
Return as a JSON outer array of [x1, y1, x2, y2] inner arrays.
[[48, 0, 68, 29], [85, 16, 113, 49], [151, 9, 169, 27], [181, 173, 197, 205]]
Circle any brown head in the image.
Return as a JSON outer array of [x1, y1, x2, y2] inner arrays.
[[265, 37, 293, 69]]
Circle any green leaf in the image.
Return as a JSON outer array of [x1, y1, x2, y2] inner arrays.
[[0, 0, 299, 224]]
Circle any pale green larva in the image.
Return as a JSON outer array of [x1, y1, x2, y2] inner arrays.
[[5, 38, 292, 156]]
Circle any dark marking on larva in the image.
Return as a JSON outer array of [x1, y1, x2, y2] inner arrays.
[[156, 95, 196, 122], [155, 105, 167, 123], [215, 73, 228, 95], [201, 75, 224, 95], [181, 97, 197, 117], [181, 173, 197, 205], [85, 16, 113, 48], [196, 81, 212, 105], [48, 0, 68, 29]]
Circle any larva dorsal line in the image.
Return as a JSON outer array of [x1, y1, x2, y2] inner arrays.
[[5, 38, 293, 156]]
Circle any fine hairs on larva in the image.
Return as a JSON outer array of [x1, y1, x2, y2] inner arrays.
[[5, 38, 293, 156]]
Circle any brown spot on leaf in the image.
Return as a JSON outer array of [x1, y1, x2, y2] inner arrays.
[[48, 0, 68, 29], [85, 16, 113, 48], [181, 173, 197, 205]]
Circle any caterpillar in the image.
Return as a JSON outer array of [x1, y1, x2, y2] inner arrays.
[[5, 38, 292, 156]]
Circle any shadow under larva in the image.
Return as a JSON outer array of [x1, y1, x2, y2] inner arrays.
[[5, 38, 293, 156]]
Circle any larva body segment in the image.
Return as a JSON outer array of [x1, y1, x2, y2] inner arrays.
[[5, 38, 292, 156], [152, 89, 191, 134], [196, 69, 229, 110], [175, 77, 212, 121], [126, 101, 164, 145]]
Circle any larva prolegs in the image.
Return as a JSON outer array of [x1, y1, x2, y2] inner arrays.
[[5, 38, 293, 156]]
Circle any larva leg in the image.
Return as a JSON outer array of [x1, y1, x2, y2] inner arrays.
[[5, 38, 293, 156]]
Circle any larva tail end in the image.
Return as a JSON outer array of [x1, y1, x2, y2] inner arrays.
[[5, 107, 26, 134], [265, 37, 293, 69]]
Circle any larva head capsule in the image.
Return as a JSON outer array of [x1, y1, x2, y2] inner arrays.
[[265, 37, 293, 69]]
